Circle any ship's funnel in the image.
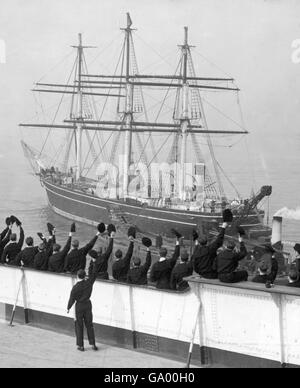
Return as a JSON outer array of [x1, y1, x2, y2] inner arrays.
[[271, 216, 283, 246]]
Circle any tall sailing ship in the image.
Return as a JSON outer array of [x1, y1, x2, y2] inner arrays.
[[20, 14, 272, 241]]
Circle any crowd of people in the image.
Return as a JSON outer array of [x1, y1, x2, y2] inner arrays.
[[1, 212, 300, 352], [0, 214, 300, 291]]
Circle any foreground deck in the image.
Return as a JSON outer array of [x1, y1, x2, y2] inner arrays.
[[0, 321, 199, 369], [1, 265, 300, 368]]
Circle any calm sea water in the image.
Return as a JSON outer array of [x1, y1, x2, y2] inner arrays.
[[0, 133, 299, 247]]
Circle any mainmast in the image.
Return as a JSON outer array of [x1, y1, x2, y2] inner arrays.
[[20, 15, 247, 203], [179, 27, 190, 201], [122, 13, 134, 198], [75, 33, 84, 181]]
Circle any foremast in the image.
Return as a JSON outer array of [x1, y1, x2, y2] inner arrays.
[[71, 34, 97, 181], [19, 13, 248, 206]]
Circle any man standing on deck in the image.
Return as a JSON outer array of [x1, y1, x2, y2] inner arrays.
[[192, 222, 228, 279], [1, 221, 24, 265], [216, 232, 248, 283], [67, 231, 115, 352], [150, 238, 180, 290], [64, 227, 101, 274]]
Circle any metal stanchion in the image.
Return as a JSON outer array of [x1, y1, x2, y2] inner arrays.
[[21, 267, 29, 324], [186, 301, 202, 368], [9, 268, 25, 327], [129, 286, 137, 349]]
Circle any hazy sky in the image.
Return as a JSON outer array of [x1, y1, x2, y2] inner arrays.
[[0, 0, 300, 204]]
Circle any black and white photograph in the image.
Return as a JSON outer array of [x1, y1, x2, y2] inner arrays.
[[0, 0, 300, 371]]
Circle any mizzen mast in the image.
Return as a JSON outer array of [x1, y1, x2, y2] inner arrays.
[[121, 13, 135, 198], [179, 27, 190, 201], [75, 33, 84, 181]]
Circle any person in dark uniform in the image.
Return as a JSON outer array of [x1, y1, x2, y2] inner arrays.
[[170, 249, 193, 291], [0, 221, 11, 240], [192, 222, 228, 279], [127, 248, 152, 285], [33, 234, 56, 271], [112, 237, 134, 282], [293, 243, 300, 277], [0, 222, 12, 259], [14, 237, 39, 268], [252, 244, 278, 285], [88, 248, 102, 277], [64, 229, 100, 274], [286, 269, 300, 288], [150, 238, 180, 290], [1, 224, 24, 265], [67, 233, 115, 352], [48, 231, 73, 273], [88, 234, 114, 280], [252, 262, 270, 284], [216, 233, 248, 283]]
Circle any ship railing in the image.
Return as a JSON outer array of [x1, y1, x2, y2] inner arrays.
[[1, 264, 300, 367]]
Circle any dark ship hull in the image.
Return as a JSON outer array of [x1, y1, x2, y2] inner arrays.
[[43, 179, 271, 241]]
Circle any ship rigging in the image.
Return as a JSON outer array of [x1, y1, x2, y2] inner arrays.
[[19, 13, 272, 240]]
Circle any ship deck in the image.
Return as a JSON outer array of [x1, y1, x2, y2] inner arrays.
[[0, 320, 202, 369]]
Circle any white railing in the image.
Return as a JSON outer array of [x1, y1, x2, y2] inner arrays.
[[0, 265, 300, 366]]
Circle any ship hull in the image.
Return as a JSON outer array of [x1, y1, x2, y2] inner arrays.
[[43, 180, 271, 239]]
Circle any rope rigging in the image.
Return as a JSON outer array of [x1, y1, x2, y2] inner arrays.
[[83, 38, 126, 176], [40, 53, 78, 161], [22, 21, 253, 207]]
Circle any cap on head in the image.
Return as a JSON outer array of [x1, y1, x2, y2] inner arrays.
[[288, 269, 299, 282], [226, 241, 236, 251], [133, 257, 141, 267], [72, 239, 79, 248], [181, 250, 189, 262], [77, 270, 86, 280], [26, 237, 34, 246], [53, 243, 61, 253], [115, 249, 123, 259], [159, 247, 168, 258], [10, 233, 17, 242], [199, 236, 208, 246]]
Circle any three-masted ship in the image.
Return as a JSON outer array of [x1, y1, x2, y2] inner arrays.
[[20, 13, 272, 241]]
